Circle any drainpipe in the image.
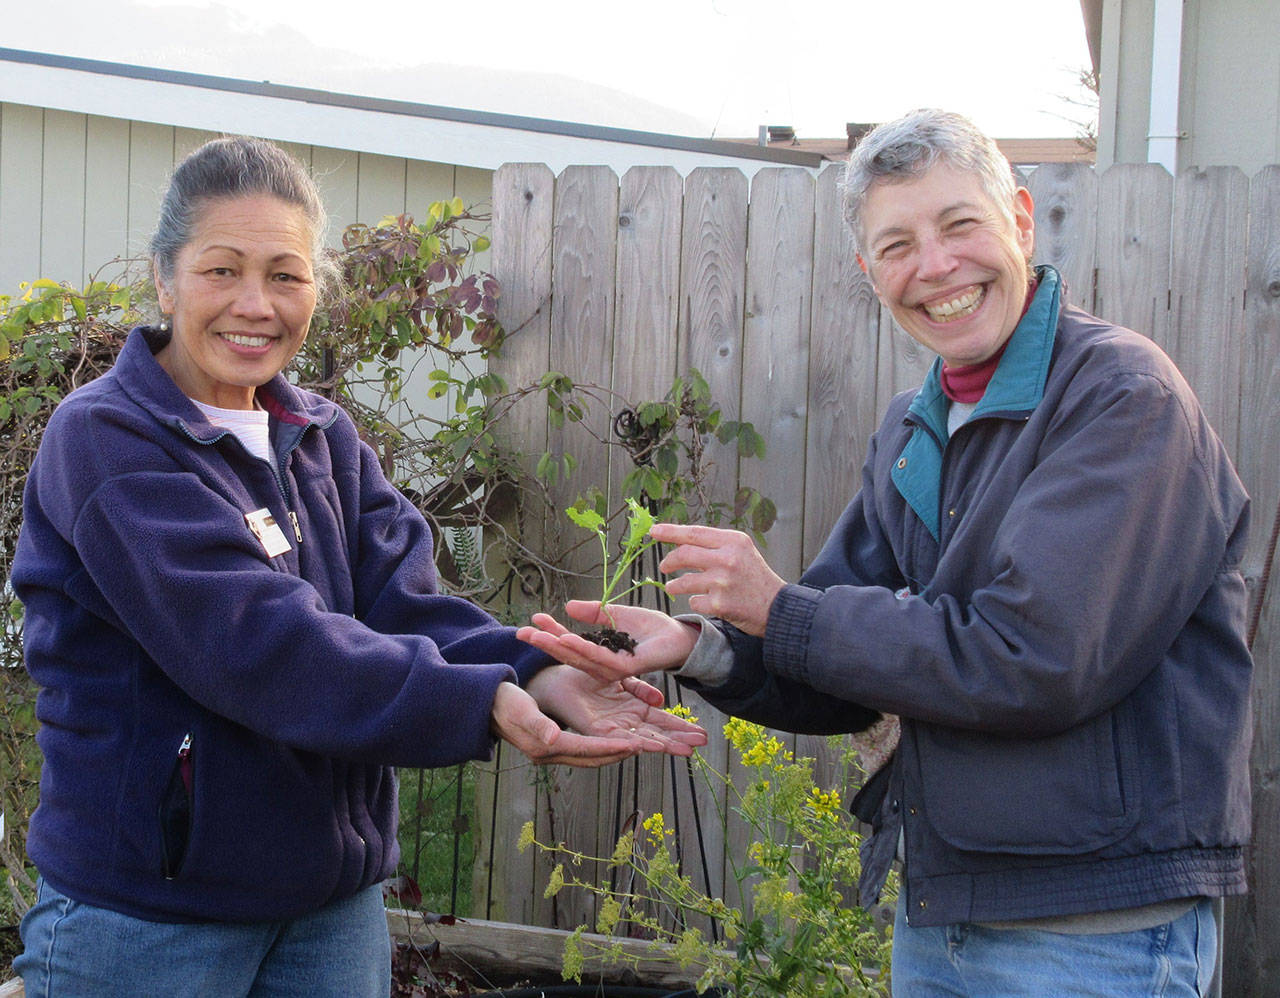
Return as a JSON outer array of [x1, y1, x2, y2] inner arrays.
[[1146, 0, 1184, 174]]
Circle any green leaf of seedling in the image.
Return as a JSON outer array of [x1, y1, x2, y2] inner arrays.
[[622, 497, 655, 550], [566, 504, 606, 534]]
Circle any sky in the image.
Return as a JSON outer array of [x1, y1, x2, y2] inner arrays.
[[9, 0, 1095, 140]]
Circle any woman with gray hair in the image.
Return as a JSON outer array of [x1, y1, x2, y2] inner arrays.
[[11, 136, 703, 996], [523, 108, 1251, 995]]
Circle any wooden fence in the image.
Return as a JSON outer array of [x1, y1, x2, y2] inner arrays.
[[472, 160, 1280, 996]]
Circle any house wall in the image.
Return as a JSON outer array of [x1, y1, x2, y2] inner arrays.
[[1097, 0, 1280, 174], [0, 101, 493, 297]]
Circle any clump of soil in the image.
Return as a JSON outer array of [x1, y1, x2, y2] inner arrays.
[[580, 627, 637, 654]]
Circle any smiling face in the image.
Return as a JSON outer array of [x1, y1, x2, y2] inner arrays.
[[858, 161, 1036, 368], [154, 194, 317, 410]]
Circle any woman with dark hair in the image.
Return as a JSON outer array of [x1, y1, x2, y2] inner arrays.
[[11, 136, 703, 997]]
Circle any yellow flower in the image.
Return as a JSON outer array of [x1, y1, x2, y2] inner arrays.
[[666, 703, 699, 724], [807, 787, 842, 819], [672, 926, 705, 968], [609, 829, 634, 868], [562, 927, 585, 982], [544, 862, 565, 898], [642, 812, 671, 844], [597, 895, 623, 934], [724, 716, 763, 751], [517, 820, 535, 853]]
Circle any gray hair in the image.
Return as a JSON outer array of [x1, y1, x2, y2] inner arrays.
[[840, 109, 1018, 256], [150, 136, 338, 300]]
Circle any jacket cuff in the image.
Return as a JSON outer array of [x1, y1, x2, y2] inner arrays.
[[763, 583, 823, 683], [671, 614, 735, 687]]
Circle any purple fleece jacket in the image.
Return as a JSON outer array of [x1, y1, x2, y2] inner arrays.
[[13, 326, 549, 923]]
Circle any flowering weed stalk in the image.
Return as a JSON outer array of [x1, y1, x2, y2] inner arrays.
[[520, 713, 896, 996]]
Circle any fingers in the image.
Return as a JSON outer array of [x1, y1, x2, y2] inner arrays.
[[649, 522, 744, 548], [518, 630, 634, 682], [622, 675, 665, 707], [564, 600, 608, 626]]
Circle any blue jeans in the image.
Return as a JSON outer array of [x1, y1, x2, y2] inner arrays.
[[891, 897, 1217, 997], [15, 879, 392, 997]]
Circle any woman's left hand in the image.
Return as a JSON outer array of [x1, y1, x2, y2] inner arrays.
[[524, 664, 708, 757]]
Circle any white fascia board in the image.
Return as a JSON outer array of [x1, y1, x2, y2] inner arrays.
[[0, 61, 809, 178]]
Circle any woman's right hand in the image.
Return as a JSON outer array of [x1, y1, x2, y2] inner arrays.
[[516, 600, 699, 684]]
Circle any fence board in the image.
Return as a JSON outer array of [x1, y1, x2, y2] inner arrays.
[[609, 165, 684, 915], [672, 167, 750, 909], [740, 167, 813, 583], [479, 163, 556, 924], [1169, 167, 1250, 454], [1095, 164, 1173, 343], [805, 164, 880, 560], [541, 164, 619, 929], [1225, 164, 1280, 997], [1028, 161, 1098, 311]]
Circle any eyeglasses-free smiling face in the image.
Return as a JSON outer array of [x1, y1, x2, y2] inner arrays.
[[155, 194, 317, 410], [858, 162, 1036, 369]]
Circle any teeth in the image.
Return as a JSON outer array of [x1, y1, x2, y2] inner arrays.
[[923, 286, 983, 321], [224, 333, 272, 347]]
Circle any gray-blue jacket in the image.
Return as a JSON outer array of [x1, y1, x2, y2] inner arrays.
[[682, 268, 1253, 926]]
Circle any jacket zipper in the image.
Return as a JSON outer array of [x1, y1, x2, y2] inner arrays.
[[177, 731, 193, 792], [160, 732, 194, 880], [173, 416, 310, 547]]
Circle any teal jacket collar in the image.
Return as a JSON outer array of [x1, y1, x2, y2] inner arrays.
[[892, 265, 1063, 541]]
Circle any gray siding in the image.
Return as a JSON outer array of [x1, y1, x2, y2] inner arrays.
[[0, 101, 493, 296]]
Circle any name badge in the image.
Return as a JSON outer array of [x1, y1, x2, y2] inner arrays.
[[245, 507, 292, 558]]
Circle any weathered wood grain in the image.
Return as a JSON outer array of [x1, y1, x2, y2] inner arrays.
[[805, 163, 880, 560], [479, 163, 556, 924], [1224, 164, 1280, 998], [541, 164, 620, 930], [1094, 163, 1173, 343], [607, 165, 684, 911], [1168, 167, 1249, 454], [1028, 161, 1098, 311], [740, 167, 813, 582], [670, 166, 750, 910]]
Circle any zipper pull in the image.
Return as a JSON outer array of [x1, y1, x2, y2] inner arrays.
[[177, 732, 193, 795], [288, 511, 302, 543]]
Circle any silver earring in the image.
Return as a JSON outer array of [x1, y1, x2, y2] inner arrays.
[[157, 315, 172, 334]]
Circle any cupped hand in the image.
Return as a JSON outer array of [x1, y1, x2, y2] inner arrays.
[[516, 601, 699, 684], [650, 522, 785, 637], [490, 681, 640, 767], [525, 664, 706, 756]]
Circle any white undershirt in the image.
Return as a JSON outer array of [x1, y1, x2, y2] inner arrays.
[[192, 399, 274, 467]]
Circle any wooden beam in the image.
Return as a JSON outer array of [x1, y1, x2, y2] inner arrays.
[[385, 908, 704, 990]]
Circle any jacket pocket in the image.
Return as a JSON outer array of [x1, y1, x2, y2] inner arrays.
[[158, 732, 194, 879], [915, 706, 1141, 855]]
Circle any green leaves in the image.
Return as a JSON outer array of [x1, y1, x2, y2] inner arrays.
[[566, 496, 664, 611]]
